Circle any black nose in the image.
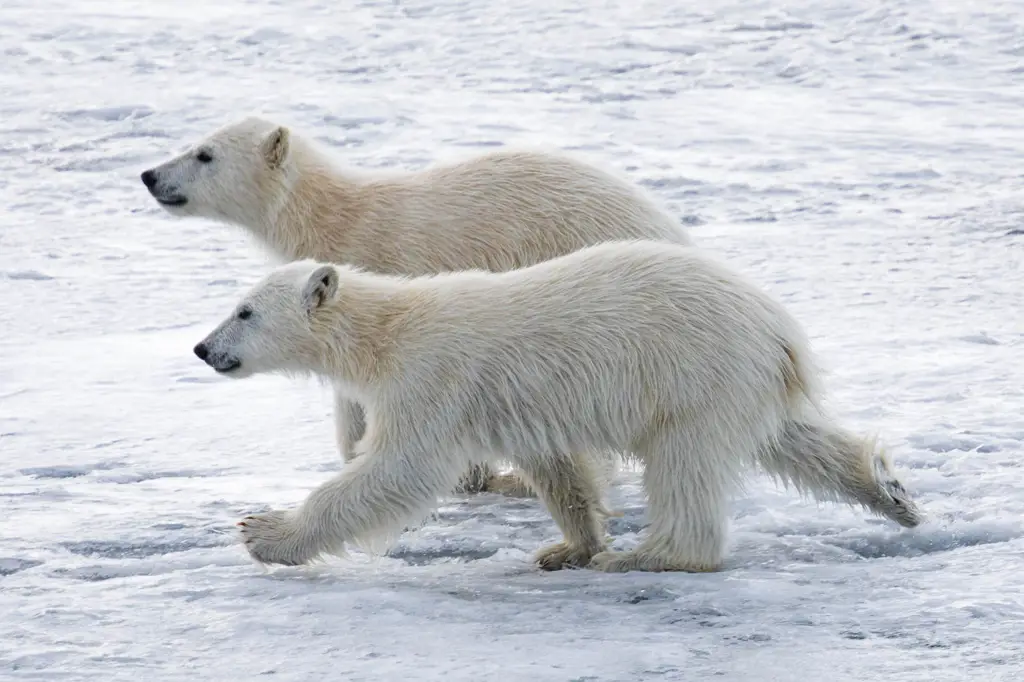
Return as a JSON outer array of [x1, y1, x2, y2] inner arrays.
[[141, 169, 157, 188], [193, 343, 209, 361]]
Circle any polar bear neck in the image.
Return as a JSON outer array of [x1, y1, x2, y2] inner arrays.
[[307, 270, 416, 395], [260, 141, 369, 265]]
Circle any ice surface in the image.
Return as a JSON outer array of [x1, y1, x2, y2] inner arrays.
[[2, 1, 1023, 680]]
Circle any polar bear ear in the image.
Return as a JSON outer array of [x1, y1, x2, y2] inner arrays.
[[302, 265, 339, 312], [261, 126, 291, 169]]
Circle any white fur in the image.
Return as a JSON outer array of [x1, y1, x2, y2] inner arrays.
[[143, 116, 691, 495], [194, 240, 923, 573]]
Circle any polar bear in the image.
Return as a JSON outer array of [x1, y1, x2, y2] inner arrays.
[[192, 240, 923, 572], [142, 116, 692, 496]]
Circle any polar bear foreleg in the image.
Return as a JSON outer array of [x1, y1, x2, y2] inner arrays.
[[238, 443, 466, 566], [334, 390, 536, 500], [333, 388, 367, 462]]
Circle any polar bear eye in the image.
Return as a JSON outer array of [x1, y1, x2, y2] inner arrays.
[[237, 308, 252, 320], [197, 150, 213, 163]]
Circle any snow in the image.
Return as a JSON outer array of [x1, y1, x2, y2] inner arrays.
[[2, 0, 1023, 680]]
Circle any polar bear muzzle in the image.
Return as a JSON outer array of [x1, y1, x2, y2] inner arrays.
[[140, 168, 187, 207], [193, 342, 240, 374]]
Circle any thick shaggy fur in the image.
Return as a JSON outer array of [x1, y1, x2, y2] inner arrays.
[[193, 240, 923, 572], [143, 116, 691, 495]]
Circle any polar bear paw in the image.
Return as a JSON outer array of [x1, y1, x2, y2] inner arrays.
[[483, 472, 537, 498], [237, 510, 314, 567], [534, 541, 600, 571], [587, 550, 719, 573]]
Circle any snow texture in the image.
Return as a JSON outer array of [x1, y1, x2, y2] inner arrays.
[[2, 1, 1023, 680]]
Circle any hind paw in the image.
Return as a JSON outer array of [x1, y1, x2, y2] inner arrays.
[[534, 542, 600, 571], [873, 461, 925, 528], [884, 482, 925, 528], [588, 550, 719, 573]]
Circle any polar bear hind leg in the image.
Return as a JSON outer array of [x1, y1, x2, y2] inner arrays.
[[589, 416, 744, 573], [514, 451, 608, 570], [754, 417, 924, 528]]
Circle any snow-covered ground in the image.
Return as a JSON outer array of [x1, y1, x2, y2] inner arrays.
[[2, 1, 1023, 680]]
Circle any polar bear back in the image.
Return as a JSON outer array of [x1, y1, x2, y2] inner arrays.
[[292, 145, 692, 275], [374, 240, 813, 455]]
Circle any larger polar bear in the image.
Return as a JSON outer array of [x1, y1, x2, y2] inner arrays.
[[193, 240, 923, 572], [141, 116, 692, 496]]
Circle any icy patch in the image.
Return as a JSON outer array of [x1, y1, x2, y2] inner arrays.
[[2, 269, 54, 281], [0, 557, 43, 576], [819, 520, 1023, 559], [18, 460, 126, 479], [52, 105, 155, 122], [60, 534, 229, 561]]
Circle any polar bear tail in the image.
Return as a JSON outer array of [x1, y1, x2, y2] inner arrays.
[[756, 417, 924, 528]]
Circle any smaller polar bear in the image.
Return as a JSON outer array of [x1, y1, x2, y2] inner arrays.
[[193, 240, 923, 572], [141, 116, 693, 497]]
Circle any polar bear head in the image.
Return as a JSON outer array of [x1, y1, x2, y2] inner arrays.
[[193, 260, 340, 380], [141, 116, 294, 227]]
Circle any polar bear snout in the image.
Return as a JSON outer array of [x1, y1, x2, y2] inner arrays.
[[193, 341, 241, 375], [212, 358, 242, 374], [140, 167, 188, 207]]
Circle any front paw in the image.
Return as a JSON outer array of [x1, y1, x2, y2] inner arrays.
[[237, 510, 313, 567], [484, 472, 537, 498]]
